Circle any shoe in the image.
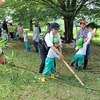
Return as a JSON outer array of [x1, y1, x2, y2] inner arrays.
[[41, 76, 46, 82], [70, 64, 74, 67], [51, 74, 57, 79]]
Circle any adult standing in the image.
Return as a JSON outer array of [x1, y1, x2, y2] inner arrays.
[[32, 24, 41, 53], [76, 20, 90, 69], [17, 23, 24, 42], [45, 23, 64, 70], [2, 20, 8, 33], [8, 23, 14, 38]]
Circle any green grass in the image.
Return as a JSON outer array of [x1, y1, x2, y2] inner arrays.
[[0, 36, 100, 100]]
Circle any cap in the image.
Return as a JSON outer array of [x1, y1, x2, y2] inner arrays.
[[3, 30, 6, 33], [53, 37, 59, 43], [51, 23, 60, 30], [76, 38, 84, 48], [39, 33, 45, 36], [80, 20, 86, 25]]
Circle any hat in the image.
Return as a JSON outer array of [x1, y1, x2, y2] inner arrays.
[[80, 20, 86, 25], [3, 30, 6, 33], [76, 38, 84, 48], [53, 37, 59, 43], [39, 33, 45, 36], [51, 23, 60, 30]]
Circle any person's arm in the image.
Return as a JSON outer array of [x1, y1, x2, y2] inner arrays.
[[33, 27, 39, 41], [58, 45, 62, 54], [51, 46, 64, 60], [85, 36, 92, 45]]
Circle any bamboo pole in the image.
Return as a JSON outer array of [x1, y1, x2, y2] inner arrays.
[[63, 60, 84, 86]]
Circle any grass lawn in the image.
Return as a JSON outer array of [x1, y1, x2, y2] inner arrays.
[[0, 34, 100, 100]]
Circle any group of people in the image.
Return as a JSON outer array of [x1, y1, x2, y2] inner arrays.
[[0, 21, 24, 64], [32, 21, 94, 82], [0, 20, 94, 82]]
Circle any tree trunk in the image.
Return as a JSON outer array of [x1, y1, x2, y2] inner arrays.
[[29, 19, 33, 31], [64, 17, 73, 43]]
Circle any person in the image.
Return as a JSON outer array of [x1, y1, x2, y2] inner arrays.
[[70, 35, 92, 71], [76, 20, 88, 40], [2, 20, 8, 34], [41, 38, 62, 82], [17, 23, 24, 42], [83, 24, 94, 69], [76, 20, 89, 69], [45, 22, 63, 61], [45, 22, 64, 77], [38, 33, 48, 73], [1, 30, 8, 44], [24, 31, 30, 52], [8, 23, 14, 38], [32, 24, 40, 53]]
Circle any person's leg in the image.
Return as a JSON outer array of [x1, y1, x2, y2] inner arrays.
[[71, 54, 77, 67], [77, 55, 84, 71], [25, 41, 30, 52], [43, 58, 54, 75], [11, 32, 14, 38], [51, 61, 57, 79], [39, 51, 47, 73], [33, 41, 39, 53], [41, 58, 54, 82], [83, 44, 90, 69]]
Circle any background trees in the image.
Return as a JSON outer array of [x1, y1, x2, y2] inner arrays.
[[0, 0, 100, 42]]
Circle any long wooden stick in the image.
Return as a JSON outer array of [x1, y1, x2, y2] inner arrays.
[[63, 60, 84, 86]]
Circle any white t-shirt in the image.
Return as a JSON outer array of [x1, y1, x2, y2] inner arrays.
[[76, 37, 91, 55], [47, 48, 60, 60], [45, 31, 62, 47], [24, 34, 28, 42], [32, 27, 40, 42], [2, 32, 8, 40]]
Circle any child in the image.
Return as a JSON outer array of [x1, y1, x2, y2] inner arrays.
[[70, 35, 92, 71], [1, 30, 8, 44], [38, 33, 48, 73], [83, 24, 94, 69], [41, 37, 61, 82], [24, 31, 30, 52]]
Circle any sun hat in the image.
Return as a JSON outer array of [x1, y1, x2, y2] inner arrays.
[[76, 38, 84, 48], [53, 37, 59, 43], [51, 23, 60, 30]]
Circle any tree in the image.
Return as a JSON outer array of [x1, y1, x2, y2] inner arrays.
[[33, 0, 100, 42], [1, 0, 100, 42]]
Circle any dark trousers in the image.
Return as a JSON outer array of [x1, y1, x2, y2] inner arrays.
[[33, 41, 39, 53], [39, 50, 48, 73], [19, 37, 24, 42], [83, 44, 91, 69], [9, 32, 14, 38]]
